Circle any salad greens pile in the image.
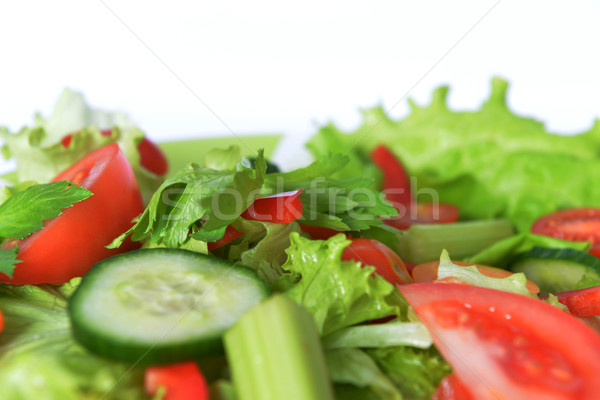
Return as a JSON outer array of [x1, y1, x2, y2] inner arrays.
[[1, 78, 600, 400], [309, 77, 600, 231]]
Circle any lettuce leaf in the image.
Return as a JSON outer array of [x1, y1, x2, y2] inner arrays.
[[0, 88, 163, 203], [308, 77, 600, 231], [0, 279, 146, 400], [276, 233, 402, 335]]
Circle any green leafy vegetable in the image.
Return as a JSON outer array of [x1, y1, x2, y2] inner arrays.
[[0, 247, 21, 277], [0, 280, 146, 399], [438, 249, 533, 297], [0, 88, 163, 202], [308, 77, 600, 231], [0, 181, 92, 240], [325, 348, 401, 400], [111, 148, 266, 248], [277, 233, 401, 335], [365, 346, 452, 400], [323, 321, 432, 350]]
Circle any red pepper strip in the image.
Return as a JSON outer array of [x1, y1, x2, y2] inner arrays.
[[241, 189, 303, 223], [371, 144, 412, 211], [555, 286, 600, 317], [207, 225, 243, 251], [299, 224, 342, 240], [145, 362, 209, 400]]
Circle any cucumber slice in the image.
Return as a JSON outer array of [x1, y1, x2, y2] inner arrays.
[[69, 248, 269, 365], [510, 247, 600, 294]]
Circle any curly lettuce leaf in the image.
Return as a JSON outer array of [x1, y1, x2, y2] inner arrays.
[[1, 88, 163, 203], [308, 77, 600, 231], [0, 279, 146, 400], [277, 233, 402, 335]]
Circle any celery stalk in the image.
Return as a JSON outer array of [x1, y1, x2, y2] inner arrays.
[[224, 295, 335, 400], [396, 219, 514, 264]]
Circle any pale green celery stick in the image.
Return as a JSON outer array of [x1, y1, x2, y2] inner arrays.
[[396, 219, 514, 264], [224, 295, 335, 400], [323, 321, 432, 350]]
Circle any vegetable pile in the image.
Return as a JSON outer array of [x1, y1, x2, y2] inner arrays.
[[1, 80, 600, 400]]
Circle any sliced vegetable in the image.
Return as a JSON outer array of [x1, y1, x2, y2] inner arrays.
[[69, 248, 269, 365], [386, 202, 459, 230], [145, 362, 209, 400], [322, 321, 431, 349], [207, 225, 243, 252], [241, 189, 303, 223], [299, 223, 342, 240], [396, 219, 514, 265], [531, 208, 600, 258], [398, 283, 600, 400], [2, 143, 143, 284], [341, 238, 413, 285], [224, 294, 335, 400], [412, 260, 540, 295], [371, 144, 412, 210], [555, 286, 600, 317], [433, 374, 473, 400], [510, 247, 600, 294]]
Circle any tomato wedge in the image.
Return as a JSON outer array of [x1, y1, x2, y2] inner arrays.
[[433, 374, 474, 400], [241, 189, 303, 223], [398, 283, 600, 400], [62, 129, 168, 176], [371, 144, 412, 210], [207, 225, 243, 251], [531, 208, 600, 258], [145, 362, 208, 400], [0, 144, 144, 284], [555, 286, 600, 317], [341, 238, 413, 285], [411, 260, 540, 295], [386, 202, 459, 230]]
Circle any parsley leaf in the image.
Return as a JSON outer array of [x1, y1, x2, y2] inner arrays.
[[111, 148, 267, 248], [0, 181, 93, 240], [0, 247, 21, 277]]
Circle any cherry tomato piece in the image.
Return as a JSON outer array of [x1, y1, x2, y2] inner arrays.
[[386, 202, 459, 230], [555, 286, 600, 317], [398, 283, 600, 400], [531, 208, 600, 258], [241, 189, 303, 224], [62, 129, 168, 176], [371, 144, 412, 211], [0, 144, 144, 284], [145, 362, 208, 400], [0, 310, 3, 333], [433, 374, 474, 400], [411, 260, 540, 295], [341, 238, 413, 285], [207, 225, 243, 252]]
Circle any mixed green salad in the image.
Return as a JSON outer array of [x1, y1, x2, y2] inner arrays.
[[1, 79, 600, 400]]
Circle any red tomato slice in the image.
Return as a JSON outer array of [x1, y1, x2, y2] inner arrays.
[[386, 202, 459, 230], [241, 189, 303, 223], [398, 283, 600, 400], [341, 238, 413, 285], [531, 208, 600, 258], [371, 144, 412, 211], [0, 144, 144, 284], [207, 225, 243, 251], [145, 362, 208, 400], [0, 310, 3, 333], [411, 260, 540, 295], [555, 286, 600, 317], [62, 129, 168, 176], [299, 224, 343, 240], [433, 374, 474, 400]]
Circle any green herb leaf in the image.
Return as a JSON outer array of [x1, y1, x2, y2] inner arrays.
[[0, 247, 21, 277], [0, 181, 92, 240]]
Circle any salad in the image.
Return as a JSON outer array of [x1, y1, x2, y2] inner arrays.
[[1, 79, 600, 400]]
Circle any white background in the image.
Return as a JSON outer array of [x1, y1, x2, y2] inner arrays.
[[1, 0, 599, 170]]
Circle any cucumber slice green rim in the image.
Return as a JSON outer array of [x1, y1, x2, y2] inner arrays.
[[68, 248, 269, 365], [510, 246, 600, 294]]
